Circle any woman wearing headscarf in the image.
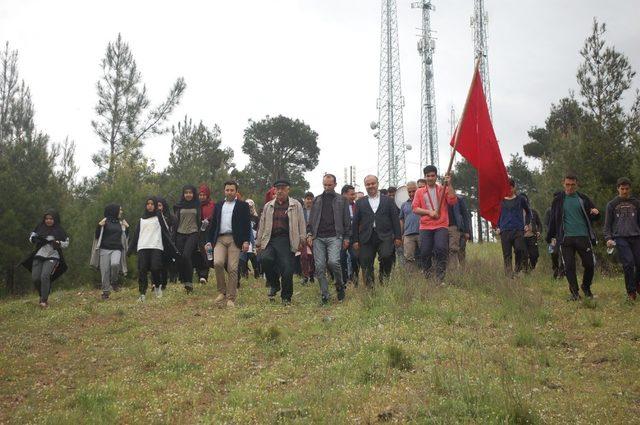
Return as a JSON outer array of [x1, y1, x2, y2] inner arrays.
[[90, 204, 129, 300], [156, 197, 177, 288], [174, 185, 201, 292], [21, 210, 69, 307], [239, 199, 260, 279], [197, 184, 215, 284], [128, 197, 179, 301]]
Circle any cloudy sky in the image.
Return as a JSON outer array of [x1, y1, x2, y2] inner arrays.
[[1, 0, 638, 194]]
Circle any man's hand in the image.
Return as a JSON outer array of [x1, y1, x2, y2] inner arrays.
[[443, 174, 451, 185], [121, 219, 129, 228], [353, 242, 360, 251], [536, 232, 541, 239], [590, 208, 599, 216], [524, 224, 531, 233], [242, 242, 250, 252], [427, 210, 438, 218], [606, 239, 616, 248], [342, 239, 350, 250], [394, 238, 402, 248], [98, 218, 106, 226], [307, 236, 313, 247]]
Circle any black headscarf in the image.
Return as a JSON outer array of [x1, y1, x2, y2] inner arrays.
[[104, 203, 120, 223], [156, 197, 170, 218], [33, 209, 67, 241], [142, 196, 159, 219], [174, 184, 199, 209]]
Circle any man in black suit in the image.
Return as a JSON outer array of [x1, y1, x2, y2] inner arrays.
[[352, 175, 402, 287], [207, 181, 251, 308]]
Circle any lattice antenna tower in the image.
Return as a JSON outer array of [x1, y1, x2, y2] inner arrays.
[[411, 0, 439, 173], [374, 0, 407, 188], [471, 0, 492, 116]]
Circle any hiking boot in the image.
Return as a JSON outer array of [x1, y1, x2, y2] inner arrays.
[[137, 294, 146, 302], [581, 285, 594, 299], [337, 287, 345, 302], [101, 292, 110, 300], [199, 278, 207, 285], [226, 300, 235, 308]]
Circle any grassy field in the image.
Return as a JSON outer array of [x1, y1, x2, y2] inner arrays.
[[1, 243, 639, 424]]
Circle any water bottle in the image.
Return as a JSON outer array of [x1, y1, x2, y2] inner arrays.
[[200, 219, 209, 232], [205, 243, 213, 261]]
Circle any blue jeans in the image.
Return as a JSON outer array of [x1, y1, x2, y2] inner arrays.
[[313, 236, 344, 299], [419, 228, 449, 281]]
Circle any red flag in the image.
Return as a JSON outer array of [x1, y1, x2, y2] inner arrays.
[[450, 66, 510, 226]]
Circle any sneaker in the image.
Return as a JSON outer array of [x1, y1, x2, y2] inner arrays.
[[226, 300, 235, 308], [101, 292, 110, 300], [39, 301, 48, 308], [321, 296, 329, 305], [137, 294, 146, 302], [581, 285, 594, 299], [199, 278, 207, 285], [155, 286, 163, 298], [215, 293, 226, 304], [337, 287, 345, 302]]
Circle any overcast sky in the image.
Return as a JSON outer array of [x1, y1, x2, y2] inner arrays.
[[1, 0, 638, 195]]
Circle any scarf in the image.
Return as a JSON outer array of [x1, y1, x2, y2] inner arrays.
[[142, 196, 159, 219], [33, 209, 67, 241], [175, 184, 199, 210]]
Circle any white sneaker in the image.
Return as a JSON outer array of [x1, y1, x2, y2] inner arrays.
[[199, 278, 207, 285], [155, 287, 163, 298], [137, 294, 146, 302]]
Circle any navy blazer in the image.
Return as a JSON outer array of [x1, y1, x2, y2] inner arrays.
[[352, 194, 401, 244], [208, 199, 251, 248]]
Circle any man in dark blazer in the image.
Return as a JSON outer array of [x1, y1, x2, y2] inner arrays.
[[352, 175, 402, 287], [207, 181, 251, 307]]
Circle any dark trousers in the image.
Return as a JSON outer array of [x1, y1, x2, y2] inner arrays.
[[340, 246, 360, 283], [615, 236, 640, 295], [260, 236, 295, 301], [500, 230, 526, 276], [560, 236, 595, 296], [176, 232, 199, 287], [419, 228, 449, 282], [138, 249, 163, 295], [551, 244, 564, 278], [358, 230, 394, 287], [525, 236, 539, 271], [239, 252, 260, 279]]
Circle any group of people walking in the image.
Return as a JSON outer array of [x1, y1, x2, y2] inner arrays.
[[22, 168, 640, 307]]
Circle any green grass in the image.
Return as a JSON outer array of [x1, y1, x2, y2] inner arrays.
[[1, 243, 639, 423]]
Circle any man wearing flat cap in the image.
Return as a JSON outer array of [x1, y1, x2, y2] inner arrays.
[[256, 179, 306, 304]]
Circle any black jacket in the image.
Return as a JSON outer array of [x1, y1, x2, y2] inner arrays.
[[207, 199, 251, 248], [546, 191, 600, 245], [352, 194, 401, 244], [307, 191, 352, 239], [603, 196, 640, 241]]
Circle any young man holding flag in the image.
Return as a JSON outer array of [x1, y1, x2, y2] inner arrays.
[[412, 165, 457, 283]]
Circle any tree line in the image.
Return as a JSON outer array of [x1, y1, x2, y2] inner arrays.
[[0, 34, 320, 294]]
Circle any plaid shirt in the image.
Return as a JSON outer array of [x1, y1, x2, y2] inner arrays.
[[271, 199, 289, 237]]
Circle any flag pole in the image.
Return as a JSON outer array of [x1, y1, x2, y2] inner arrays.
[[435, 58, 481, 217]]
